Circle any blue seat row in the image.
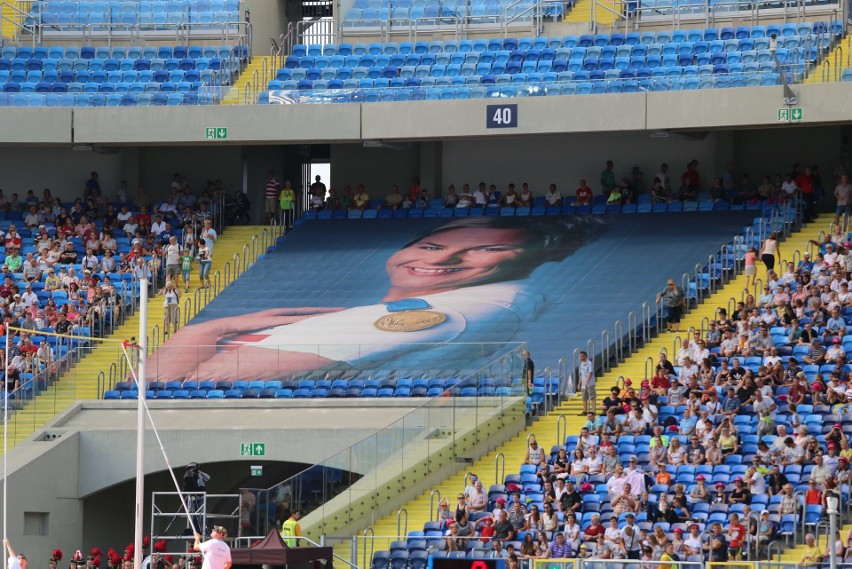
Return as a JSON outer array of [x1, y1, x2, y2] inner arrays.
[[294, 200, 771, 221], [0, 44, 240, 60], [1, 79, 210, 94], [0, 56, 232, 73], [311, 22, 838, 50], [261, 72, 779, 103], [283, 43, 816, 74], [0, 91, 213, 107], [32, 0, 240, 27]]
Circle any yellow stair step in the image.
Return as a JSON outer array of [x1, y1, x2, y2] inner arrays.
[[221, 56, 277, 105]]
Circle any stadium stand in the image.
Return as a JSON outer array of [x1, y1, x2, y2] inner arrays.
[[345, 209, 852, 567], [256, 25, 842, 103], [0, 43, 248, 106]]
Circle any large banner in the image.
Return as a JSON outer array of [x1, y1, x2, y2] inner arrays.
[[149, 214, 751, 381]]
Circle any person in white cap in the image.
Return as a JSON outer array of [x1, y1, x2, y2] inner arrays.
[[193, 526, 231, 569]]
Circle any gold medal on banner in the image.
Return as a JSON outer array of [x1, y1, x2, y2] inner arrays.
[[374, 310, 447, 332]]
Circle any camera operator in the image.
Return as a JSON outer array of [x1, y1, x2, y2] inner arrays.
[[184, 462, 211, 531]]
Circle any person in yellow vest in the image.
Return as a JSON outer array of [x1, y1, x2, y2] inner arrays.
[[279, 181, 296, 229], [280, 511, 302, 546]]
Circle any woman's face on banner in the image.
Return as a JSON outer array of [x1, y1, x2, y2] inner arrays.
[[385, 227, 536, 293]]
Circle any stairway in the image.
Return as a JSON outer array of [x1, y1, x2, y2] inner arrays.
[[561, 0, 620, 30], [334, 214, 829, 567], [806, 34, 852, 84], [779, 521, 852, 562], [221, 55, 276, 105], [2, 225, 271, 450], [1, 0, 22, 39]]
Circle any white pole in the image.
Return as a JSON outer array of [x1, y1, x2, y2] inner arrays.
[[3, 330, 8, 569], [134, 278, 149, 569]]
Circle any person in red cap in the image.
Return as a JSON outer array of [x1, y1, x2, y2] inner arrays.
[[684, 524, 703, 562], [836, 457, 850, 486], [826, 423, 847, 449], [729, 477, 750, 504], [712, 481, 727, 504]]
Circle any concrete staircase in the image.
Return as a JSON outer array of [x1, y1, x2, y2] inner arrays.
[[335, 214, 829, 567], [1, 0, 23, 39], [779, 521, 852, 562], [560, 0, 621, 30], [2, 225, 271, 450], [221, 55, 276, 105], [806, 34, 852, 84]]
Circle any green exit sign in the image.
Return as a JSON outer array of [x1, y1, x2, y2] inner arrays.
[[251, 465, 263, 476], [777, 108, 803, 122], [205, 127, 228, 140], [240, 442, 265, 456]]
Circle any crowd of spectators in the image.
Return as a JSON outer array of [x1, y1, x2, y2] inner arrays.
[[427, 216, 852, 565], [41, 540, 200, 569], [284, 160, 833, 215], [0, 171, 222, 394]]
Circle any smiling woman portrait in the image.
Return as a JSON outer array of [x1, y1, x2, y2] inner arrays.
[[148, 216, 600, 381]]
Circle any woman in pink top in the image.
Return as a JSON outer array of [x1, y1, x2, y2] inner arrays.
[[744, 246, 757, 289]]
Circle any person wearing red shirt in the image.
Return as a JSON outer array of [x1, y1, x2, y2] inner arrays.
[[136, 206, 152, 232], [797, 166, 816, 221], [727, 513, 746, 559], [680, 160, 701, 200], [4, 227, 22, 249], [575, 180, 593, 205]]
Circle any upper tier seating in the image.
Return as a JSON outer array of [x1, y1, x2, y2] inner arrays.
[[342, 0, 562, 28], [0, 44, 248, 106], [260, 24, 839, 103], [29, 0, 241, 35]]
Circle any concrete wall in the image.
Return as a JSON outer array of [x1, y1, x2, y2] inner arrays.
[[330, 142, 421, 195], [137, 146, 244, 203], [0, 147, 123, 201], [247, 0, 288, 56], [0, 108, 71, 143], [1, 83, 849, 148], [440, 131, 724, 197], [72, 105, 362, 145]]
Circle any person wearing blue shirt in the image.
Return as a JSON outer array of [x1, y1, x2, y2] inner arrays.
[[797, 251, 814, 273], [486, 185, 503, 209], [824, 307, 846, 342], [678, 408, 698, 437], [722, 387, 741, 416]]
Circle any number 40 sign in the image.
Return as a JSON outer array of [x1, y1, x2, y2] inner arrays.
[[486, 104, 518, 129]]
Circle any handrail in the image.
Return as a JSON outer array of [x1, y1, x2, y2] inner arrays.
[[644, 356, 655, 381], [592, 0, 629, 33], [494, 452, 505, 486], [396, 508, 408, 537], [183, 297, 193, 326], [555, 415, 567, 447], [557, 357, 568, 399], [544, 366, 554, 411], [360, 527, 374, 569], [429, 489, 442, 520], [613, 319, 624, 364], [600, 329, 611, 372]]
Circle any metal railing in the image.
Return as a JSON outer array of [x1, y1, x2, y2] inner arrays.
[[621, 0, 842, 30]]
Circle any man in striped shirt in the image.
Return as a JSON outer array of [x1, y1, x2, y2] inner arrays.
[[264, 170, 281, 224], [545, 532, 573, 558]]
